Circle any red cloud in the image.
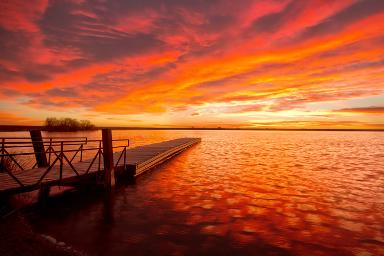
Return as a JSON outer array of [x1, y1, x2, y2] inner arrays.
[[1, 0, 384, 129]]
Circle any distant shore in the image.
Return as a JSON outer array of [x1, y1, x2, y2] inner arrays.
[[0, 125, 383, 132]]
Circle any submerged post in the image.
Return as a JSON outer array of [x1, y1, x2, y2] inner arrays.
[[30, 130, 48, 167], [102, 129, 115, 189]]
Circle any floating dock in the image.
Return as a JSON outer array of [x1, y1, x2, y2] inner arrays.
[[0, 134, 201, 196], [120, 138, 201, 177]]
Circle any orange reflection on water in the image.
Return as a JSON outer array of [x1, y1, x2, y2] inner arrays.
[[18, 130, 384, 255]]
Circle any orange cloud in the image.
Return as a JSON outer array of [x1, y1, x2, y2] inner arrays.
[[0, 111, 41, 125], [1, 0, 384, 129], [334, 107, 384, 114], [250, 120, 384, 130]]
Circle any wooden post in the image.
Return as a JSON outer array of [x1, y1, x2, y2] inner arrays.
[[30, 130, 50, 203], [1, 138, 4, 169], [37, 185, 50, 205], [102, 129, 115, 189], [30, 130, 48, 167]]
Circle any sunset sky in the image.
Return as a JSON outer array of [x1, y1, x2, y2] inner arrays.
[[0, 0, 383, 129]]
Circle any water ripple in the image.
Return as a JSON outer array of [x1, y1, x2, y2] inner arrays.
[[25, 130, 384, 256]]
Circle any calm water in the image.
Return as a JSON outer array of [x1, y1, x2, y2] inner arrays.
[[3, 130, 384, 255]]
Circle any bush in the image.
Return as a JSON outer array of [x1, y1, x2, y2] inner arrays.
[[44, 118, 95, 131]]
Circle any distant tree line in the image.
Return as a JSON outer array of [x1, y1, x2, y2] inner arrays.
[[44, 117, 96, 131]]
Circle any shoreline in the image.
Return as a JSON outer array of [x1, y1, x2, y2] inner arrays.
[[0, 192, 86, 256], [0, 212, 84, 256], [0, 125, 383, 132]]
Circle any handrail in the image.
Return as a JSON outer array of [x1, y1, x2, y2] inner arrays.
[[0, 137, 88, 141], [0, 136, 130, 187], [0, 146, 129, 157], [0, 139, 129, 157], [0, 138, 127, 143], [2, 140, 86, 144], [0, 138, 127, 147]]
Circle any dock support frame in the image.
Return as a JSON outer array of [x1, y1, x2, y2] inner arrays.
[[30, 130, 48, 168], [30, 130, 50, 201], [102, 129, 115, 189]]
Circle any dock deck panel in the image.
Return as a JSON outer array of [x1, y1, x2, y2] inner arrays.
[[0, 138, 201, 195]]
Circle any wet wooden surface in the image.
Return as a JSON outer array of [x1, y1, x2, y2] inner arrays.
[[0, 138, 201, 194]]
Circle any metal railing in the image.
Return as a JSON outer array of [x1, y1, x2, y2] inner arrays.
[[0, 136, 129, 188]]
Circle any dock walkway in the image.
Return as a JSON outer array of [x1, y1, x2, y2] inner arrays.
[[0, 137, 201, 195]]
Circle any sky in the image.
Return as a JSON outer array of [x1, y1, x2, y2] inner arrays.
[[0, 0, 383, 129]]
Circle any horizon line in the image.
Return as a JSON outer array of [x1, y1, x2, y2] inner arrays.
[[0, 125, 383, 132]]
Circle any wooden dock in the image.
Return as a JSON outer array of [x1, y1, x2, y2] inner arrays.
[[0, 133, 200, 196], [119, 138, 201, 177]]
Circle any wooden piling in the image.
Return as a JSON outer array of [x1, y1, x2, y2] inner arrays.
[[102, 129, 115, 189], [30, 130, 50, 201], [30, 130, 48, 168], [37, 185, 50, 204]]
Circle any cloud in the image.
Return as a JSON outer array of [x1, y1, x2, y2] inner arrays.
[[225, 104, 265, 113], [46, 87, 79, 98], [247, 0, 303, 34], [1, 0, 384, 128], [250, 120, 384, 130], [334, 106, 384, 114], [296, 0, 384, 43], [0, 111, 40, 125]]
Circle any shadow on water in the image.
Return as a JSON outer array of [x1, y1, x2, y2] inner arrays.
[[21, 178, 294, 256]]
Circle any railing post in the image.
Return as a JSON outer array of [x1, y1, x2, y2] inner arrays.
[[1, 138, 4, 169], [30, 130, 48, 167], [48, 138, 52, 165], [80, 144, 83, 162], [59, 141, 63, 181], [102, 129, 115, 189]]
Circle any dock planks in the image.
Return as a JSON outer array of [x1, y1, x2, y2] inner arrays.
[[0, 138, 201, 195]]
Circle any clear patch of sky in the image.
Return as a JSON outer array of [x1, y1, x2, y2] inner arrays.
[[304, 94, 384, 111]]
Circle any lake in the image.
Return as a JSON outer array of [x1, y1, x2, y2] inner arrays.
[[2, 130, 384, 255]]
